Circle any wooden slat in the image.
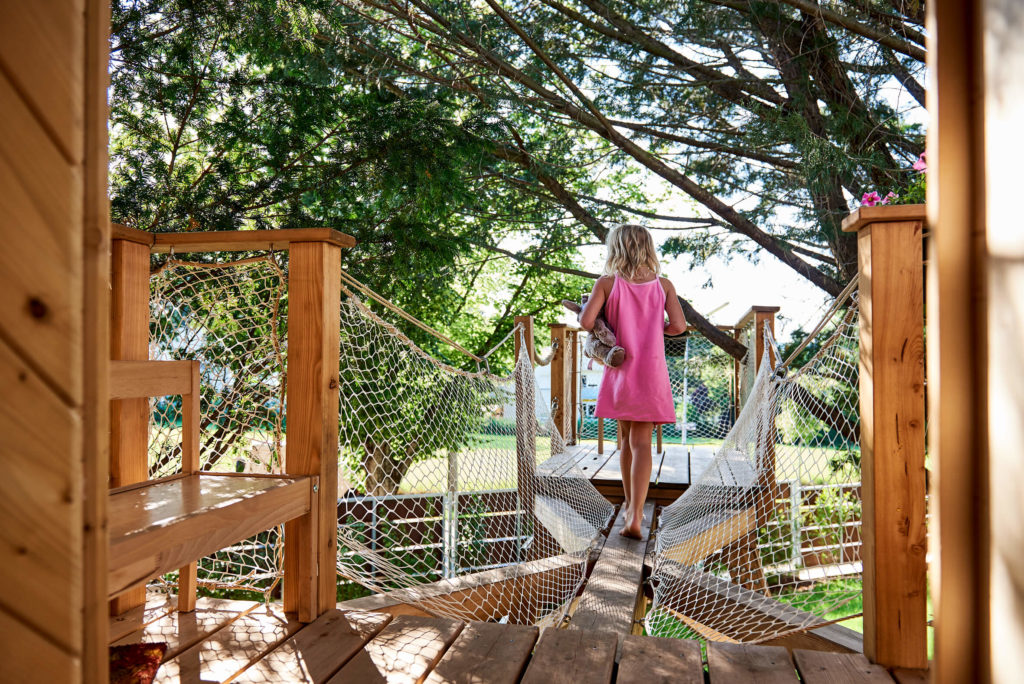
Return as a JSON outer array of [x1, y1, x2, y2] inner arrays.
[[0, 66, 81, 403], [520, 628, 617, 684], [156, 605, 302, 683], [660, 508, 755, 565], [591, 446, 662, 485], [852, 216, 928, 668], [0, 336, 81, 653], [792, 649, 895, 684], [109, 359, 196, 399], [550, 323, 571, 444], [149, 227, 356, 253], [654, 445, 692, 486], [0, 605, 78, 684], [890, 668, 929, 684], [616, 635, 703, 684], [576, 446, 616, 480], [0, 1, 82, 163], [424, 621, 537, 684], [570, 502, 655, 635], [108, 474, 311, 597], [235, 609, 391, 683], [328, 614, 463, 684], [111, 597, 259, 661], [177, 359, 201, 610], [108, 593, 177, 644], [707, 642, 798, 684], [284, 240, 342, 620], [81, 1, 112, 678]]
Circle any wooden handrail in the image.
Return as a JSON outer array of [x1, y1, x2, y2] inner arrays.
[[109, 360, 198, 399], [111, 224, 356, 252]]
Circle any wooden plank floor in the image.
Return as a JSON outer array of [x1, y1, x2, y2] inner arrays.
[[116, 593, 926, 683], [562, 442, 714, 504], [569, 502, 655, 636]]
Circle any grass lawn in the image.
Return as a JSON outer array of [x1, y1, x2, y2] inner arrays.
[[399, 434, 555, 493]]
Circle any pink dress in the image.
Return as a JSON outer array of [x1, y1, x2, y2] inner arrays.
[[594, 275, 676, 424]]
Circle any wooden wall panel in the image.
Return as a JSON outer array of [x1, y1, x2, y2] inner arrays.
[[0, 0, 84, 163], [0, 68, 82, 404], [0, 335, 82, 654]]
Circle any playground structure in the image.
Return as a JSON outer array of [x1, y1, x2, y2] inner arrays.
[[82, 201, 928, 681]]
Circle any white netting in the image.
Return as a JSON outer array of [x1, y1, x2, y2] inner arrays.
[[335, 285, 614, 624], [148, 257, 289, 598], [648, 296, 862, 643]]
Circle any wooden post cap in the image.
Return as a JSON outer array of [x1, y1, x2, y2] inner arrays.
[[841, 204, 926, 233]]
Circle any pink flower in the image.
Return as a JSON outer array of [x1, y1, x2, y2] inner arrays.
[[882, 191, 898, 205], [861, 191, 881, 207], [913, 151, 927, 172]]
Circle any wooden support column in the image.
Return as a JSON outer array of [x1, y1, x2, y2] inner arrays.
[[176, 361, 201, 612], [549, 323, 571, 452], [109, 237, 150, 615], [284, 241, 341, 622], [843, 205, 928, 669], [598, 417, 605, 454], [569, 329, 579, 445]]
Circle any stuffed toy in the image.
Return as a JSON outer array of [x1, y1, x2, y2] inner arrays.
[[562, 296, 626, 367]]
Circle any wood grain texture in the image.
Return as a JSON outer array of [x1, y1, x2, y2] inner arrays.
[[107, 592, 177, 644], [856, 220, 928, 668], [283, 240, 342, 620], [155, 605, 302, 683], [424, 622, 537, 684], [792, 649, 895, 683], [328, 614, 463, 684], [0, 66, 82, 404], [707, 642, 798, 684], [0, 0, 83, 163], [108, 474, 311, 597], [81, 0, 111, 677], [570, 502, 654, 635], [0, 605, 79, 684], [0, 335, 82, 654], [520, 628, 617, 684], [550, 323, 571, 446], [150, 227, 355, 253], [108, 359, 195, 399], [111, 597, 260, 661], [235, 609, 391, 683], [616, 635, 703, 684]]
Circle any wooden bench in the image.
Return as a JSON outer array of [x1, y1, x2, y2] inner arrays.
[[108, 360, 314, 610]]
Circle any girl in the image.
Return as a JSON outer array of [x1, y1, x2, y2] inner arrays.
[[580, 224, 687, 538]]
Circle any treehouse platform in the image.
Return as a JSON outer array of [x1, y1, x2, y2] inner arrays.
[[109, 502, 907, 683], [562, 443, 713, 506]]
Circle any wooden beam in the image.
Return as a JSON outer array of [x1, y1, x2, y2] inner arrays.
[[550, 323, 571, 450], [926, 3, 988, 683], [569, 329, 579, 444], [283, 240, 342, 621], [520, 628, 617, 684], [108, 359, 196, 399], [177, 361, 201, 612], [109, 237, 150, 615], [844, 208, 927, 668]]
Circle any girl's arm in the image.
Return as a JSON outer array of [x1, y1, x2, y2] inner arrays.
[[579, 276, 613, 331], [661, 278, 688, 335]]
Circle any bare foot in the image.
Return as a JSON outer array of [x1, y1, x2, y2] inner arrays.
[[620, 523, 643, 539]]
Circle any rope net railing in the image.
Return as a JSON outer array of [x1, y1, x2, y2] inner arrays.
[[648, 294, 862, 643], [335, 283, 614, 624], [148, 256, 289, 598], [144, 255, 614, 619]]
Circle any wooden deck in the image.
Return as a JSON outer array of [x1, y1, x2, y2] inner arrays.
[[114, 593, 925, 683], [563, 442, 714, 505]]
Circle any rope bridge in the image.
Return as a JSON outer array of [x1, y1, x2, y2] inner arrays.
[[648, 289, 864, 644], [145, 253, 613, 625]]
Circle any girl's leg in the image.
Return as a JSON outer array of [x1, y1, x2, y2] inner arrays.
[[622, 421, 654, 538], [617, 420, 633, 523]]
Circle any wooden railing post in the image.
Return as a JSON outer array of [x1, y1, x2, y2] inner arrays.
[[549, 323, 571, 451], [843, 204, 927, 669], [284, 241, 342, 622], [109, 237, 151, 615], [569, 329, 579, 445]]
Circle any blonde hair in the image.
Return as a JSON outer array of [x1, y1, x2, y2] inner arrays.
[[602, 224, 661, 281]]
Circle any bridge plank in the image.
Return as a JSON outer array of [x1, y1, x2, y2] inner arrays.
[[707, 642, 798, 683], [616, 635, 703, 684], [520, 628, 617, 684], [570, 502, 655, 635], [793, 649, 895, 683]]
